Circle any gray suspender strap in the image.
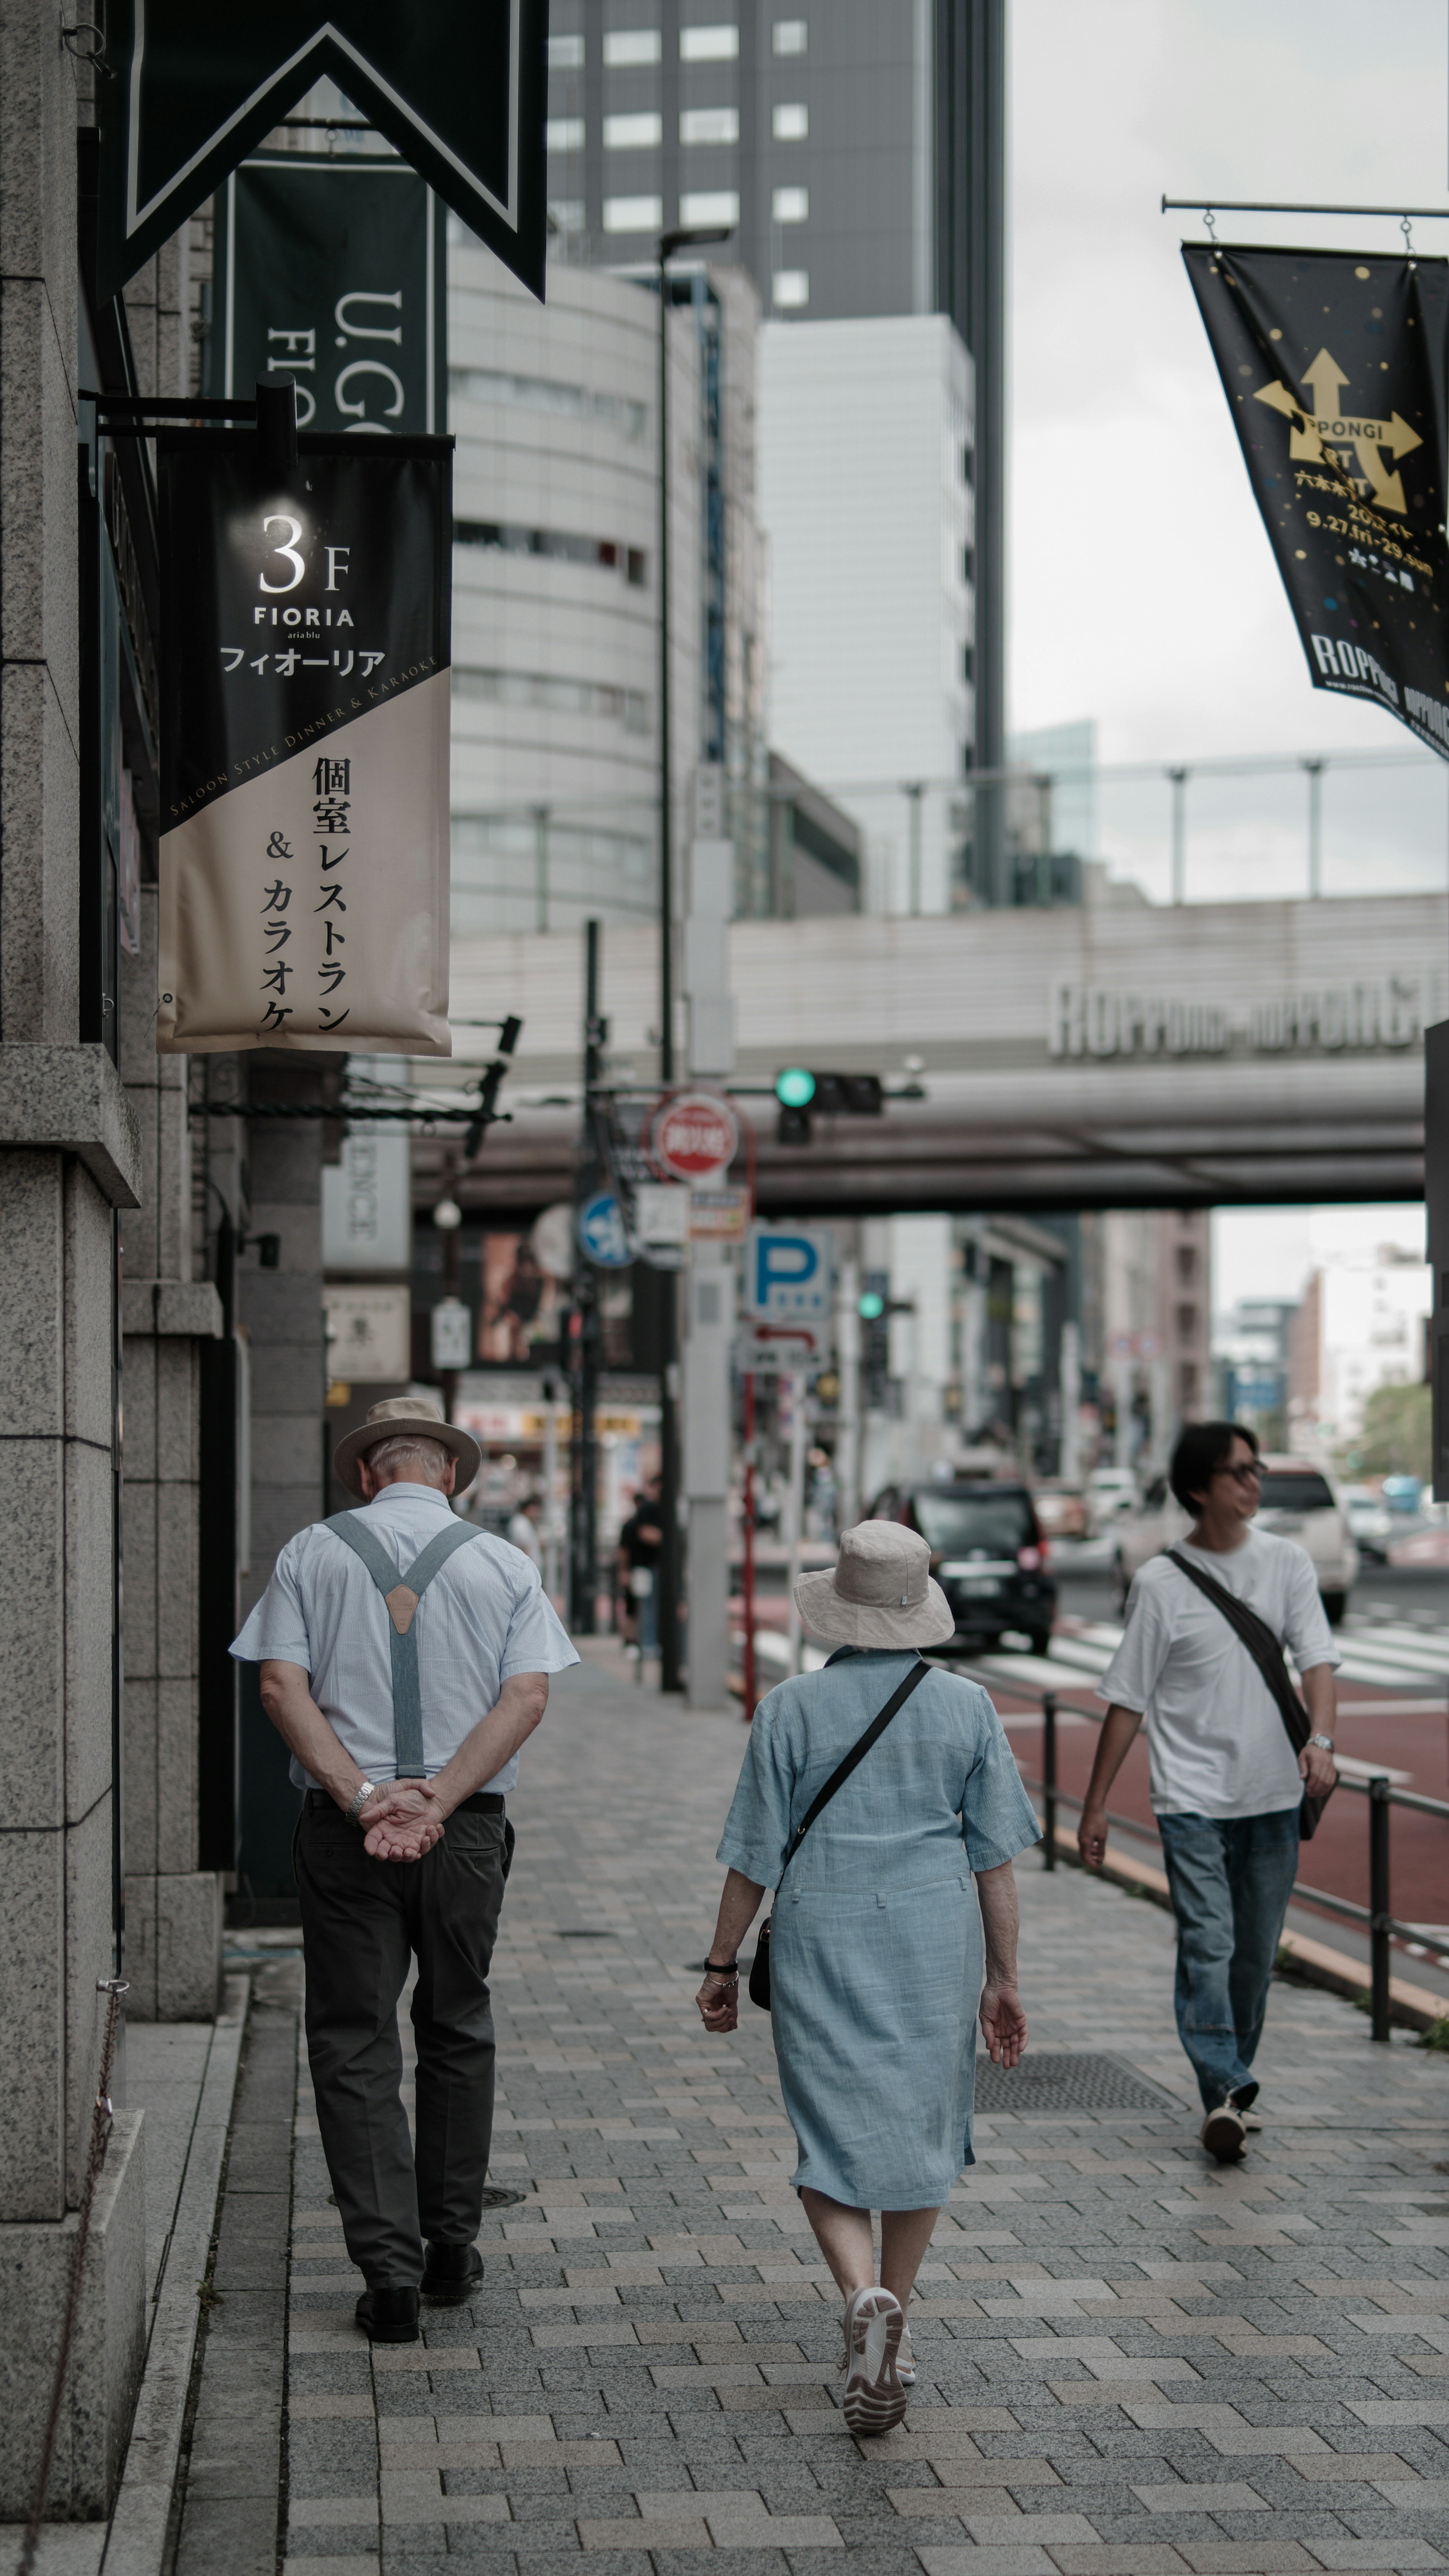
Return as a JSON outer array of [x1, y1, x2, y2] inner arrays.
[[326, 1513, 482, 1775]]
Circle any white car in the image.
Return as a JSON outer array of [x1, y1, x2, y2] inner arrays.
[[1114, 1454, 1358, 1623], [1086, 1467, 1139, 1535]]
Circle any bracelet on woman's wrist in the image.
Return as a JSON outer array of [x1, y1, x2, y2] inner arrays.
[[704, 1959, 738, 1978]]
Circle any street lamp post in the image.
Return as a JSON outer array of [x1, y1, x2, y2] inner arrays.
[[654, 221, 732, 1696]]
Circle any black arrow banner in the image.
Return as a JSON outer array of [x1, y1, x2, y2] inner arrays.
[[97, 0, 546, 305], [1184, 243, 1449, 761]]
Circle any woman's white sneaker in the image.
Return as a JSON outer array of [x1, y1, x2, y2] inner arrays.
[[896, 2322, 916, 2387], [841, 2286, 907, 2435]]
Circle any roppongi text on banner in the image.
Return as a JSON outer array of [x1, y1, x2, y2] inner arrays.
[[156, 430, 453, 1055], [1184, 243, 1449, 760]]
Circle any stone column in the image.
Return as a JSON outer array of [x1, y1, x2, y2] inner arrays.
[[0, 0, 147, 2511], [119, 889, 225, 2020]]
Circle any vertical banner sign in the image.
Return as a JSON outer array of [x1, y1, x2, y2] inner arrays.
[[1184, 246, 1449, 758], [95, 2, 548, 306], [210, 155, 447, 435], [156, 431, 452, 1054]]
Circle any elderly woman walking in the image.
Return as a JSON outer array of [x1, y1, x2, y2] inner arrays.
[[695, 1520, 1040, 2433]]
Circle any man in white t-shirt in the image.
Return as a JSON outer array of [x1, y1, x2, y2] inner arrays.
[[1081, 1422, 1339, 2163]]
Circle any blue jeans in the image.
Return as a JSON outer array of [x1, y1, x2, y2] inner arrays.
[[1156, 1808, 1301, 2113]]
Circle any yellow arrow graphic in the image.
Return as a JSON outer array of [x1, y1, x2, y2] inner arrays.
[[1301, 347, 1349, 419], [1251, 346, 1420, 514]]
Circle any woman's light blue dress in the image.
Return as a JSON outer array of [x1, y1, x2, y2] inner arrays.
[[716, 1647, 1040, 2210]]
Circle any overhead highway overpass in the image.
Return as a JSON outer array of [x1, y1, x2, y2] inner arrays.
[[434, 890, 1447, 1215]]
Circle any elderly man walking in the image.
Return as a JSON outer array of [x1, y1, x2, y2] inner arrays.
[[231, 1396, 578, 2344]]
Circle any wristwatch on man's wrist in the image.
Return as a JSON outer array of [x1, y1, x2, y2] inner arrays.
[[346, 1778, 379, 1822], [1307, 1733, 1335, 1752]]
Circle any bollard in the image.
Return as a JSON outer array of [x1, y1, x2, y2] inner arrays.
[[1042, 1693, 1057, 1869], [1369, 1775, 1391, 2043]]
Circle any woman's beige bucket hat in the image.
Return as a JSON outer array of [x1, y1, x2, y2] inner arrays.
[[793, 1519, 955, 1649], [332, 1395, 482, 1503]]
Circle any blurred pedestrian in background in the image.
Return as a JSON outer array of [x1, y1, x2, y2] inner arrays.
[[617, 1473, 663, 1660]]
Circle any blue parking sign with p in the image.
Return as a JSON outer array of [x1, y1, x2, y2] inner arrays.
[[747, 1224, 833, 1319]]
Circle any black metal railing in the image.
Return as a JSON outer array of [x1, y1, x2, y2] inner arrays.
[[952, 1665, 1449, 2044]]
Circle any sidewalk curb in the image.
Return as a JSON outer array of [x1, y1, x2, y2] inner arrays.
[[100, 1973, 251, 2576], [1041, 1822, 1449, 2035]]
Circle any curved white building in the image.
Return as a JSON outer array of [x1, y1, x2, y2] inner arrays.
[[447, 232, 705, 937]]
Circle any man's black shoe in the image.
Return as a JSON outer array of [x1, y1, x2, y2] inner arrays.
[[355, 2285, 420, 2344], [421, 2241, 485, 2305]]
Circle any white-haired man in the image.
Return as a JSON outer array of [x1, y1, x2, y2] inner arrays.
[[230, 1395, 578, 2345]]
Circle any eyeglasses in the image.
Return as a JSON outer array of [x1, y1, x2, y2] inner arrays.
[[1218, 1460, 1261, 1486]]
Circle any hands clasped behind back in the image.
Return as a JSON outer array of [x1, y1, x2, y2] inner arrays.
[[360, 1779, 446, 1861]]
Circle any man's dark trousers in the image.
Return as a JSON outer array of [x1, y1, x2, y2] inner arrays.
[[295, 1795, 509, 2286]]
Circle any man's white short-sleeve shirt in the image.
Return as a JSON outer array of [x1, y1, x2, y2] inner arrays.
[[230, 1482, 580, 1792], [1096, 1528, 1340, 1819]]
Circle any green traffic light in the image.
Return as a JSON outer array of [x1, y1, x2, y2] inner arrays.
[[858, 1291, 886, 1320], [775, 1067, 816, 1108]]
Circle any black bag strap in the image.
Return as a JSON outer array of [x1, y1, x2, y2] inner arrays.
[[1164, 1548, 1310, 1755], [777, 1657, 931, 1883]]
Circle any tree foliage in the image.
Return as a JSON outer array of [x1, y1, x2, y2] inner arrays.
[[1349, 1380, 1431, 1480]]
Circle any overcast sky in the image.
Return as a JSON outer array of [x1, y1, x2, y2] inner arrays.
[[1009, 0, 1449, 767], [1009, 4, 1445, 1280]]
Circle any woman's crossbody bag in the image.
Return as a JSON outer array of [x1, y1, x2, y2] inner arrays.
[[1164, 1549, 1334, 1840], [747, 1658, 931, 2011]]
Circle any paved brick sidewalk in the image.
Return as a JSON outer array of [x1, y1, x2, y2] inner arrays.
[[280, 1648, 1449, 2576]]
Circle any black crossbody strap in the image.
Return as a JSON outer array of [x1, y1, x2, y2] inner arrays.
[[778, 1657, 931, 1881], [1164, 1548, 1310, 1755]]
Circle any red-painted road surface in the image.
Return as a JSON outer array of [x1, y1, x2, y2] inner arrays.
[[731, 1595, 1449, 1955]]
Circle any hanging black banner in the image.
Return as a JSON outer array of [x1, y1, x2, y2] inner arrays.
[[1184, 243, 1449, 759], [209, 154, 447, 434], [156, 430, 452, 1056], [96, 0, 546, 306]]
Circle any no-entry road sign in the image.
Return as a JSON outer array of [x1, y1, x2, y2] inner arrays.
[[651, 1092, 740, 1182]]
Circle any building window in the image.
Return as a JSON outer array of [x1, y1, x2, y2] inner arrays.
[[962, 645, 973, 682], [681, 23, 739, 59], [454, 520, 648, 586], [604, 110, 663, 149], [548, 200, 586, 236], [546, 117, 585, 153], [548, 31, 585, 66], [772, 269, 809, 308], [449, 367, 645, 441], [962, 444, 975, 484], [680, 104, 739, 144], [603, 194, 664, 231], [772, 101, 808, 140], [453, 667, 649, 733], [963, 545, 975, 583], [680, 189, 740, 226], [1176, 1243, 1197, 1284], [773, 18, 808, 52], [604, 26, 661, 63], [772, 184, 808, 222], [1176, 1304, 1198, 1343]]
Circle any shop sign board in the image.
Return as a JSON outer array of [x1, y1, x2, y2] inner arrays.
[[322, 1130, 411, 1270], [324, 1282, 410, 1382], [155, 429, 452, 1055], [689, 1186, 749, 1240], [211, 154, 447, 433]]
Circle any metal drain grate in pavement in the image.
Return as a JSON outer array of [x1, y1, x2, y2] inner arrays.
[[974, 2050, 1181, 2117]]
